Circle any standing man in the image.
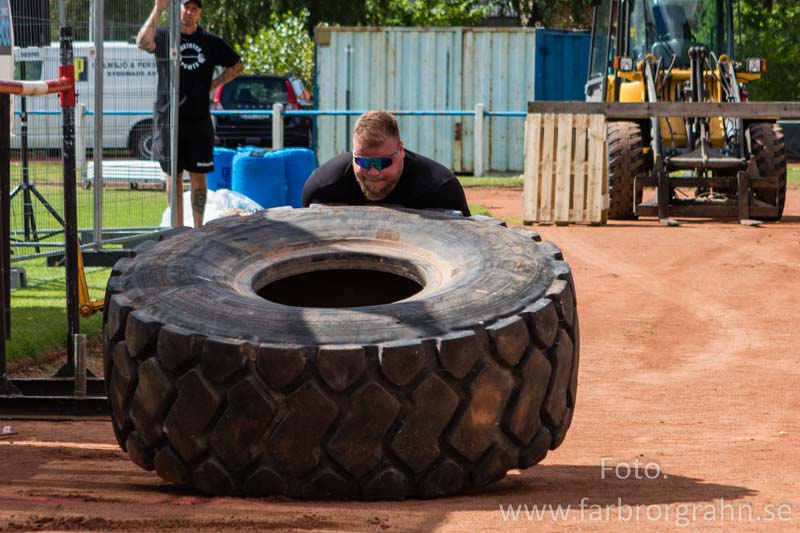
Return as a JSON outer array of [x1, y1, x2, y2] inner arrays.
[[137, 0, 243, 227], [302, 110, 470, 216]]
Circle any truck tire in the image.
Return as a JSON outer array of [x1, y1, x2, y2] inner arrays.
[[749, 123, 787, 221], [129, 120, 154, 160], [607, 121, 646, 219], [103, 206, 580, 500]]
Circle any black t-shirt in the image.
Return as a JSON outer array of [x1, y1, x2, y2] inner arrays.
[[153, 26, 240, 118], [302, 149, 471, 216]]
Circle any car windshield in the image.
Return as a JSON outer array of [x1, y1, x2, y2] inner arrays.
[[221, 78, 288, 108]]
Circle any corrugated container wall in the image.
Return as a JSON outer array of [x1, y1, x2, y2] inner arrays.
[[315, 27, 589, 173]]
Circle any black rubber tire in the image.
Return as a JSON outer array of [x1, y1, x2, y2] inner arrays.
[[103, 206, 580, 500], [607, 121, 646, 220], [129, 120, 154, 160], [749, 122, 787, 221]]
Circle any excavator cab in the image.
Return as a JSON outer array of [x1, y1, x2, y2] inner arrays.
[[587, 0, 739, 102], [585, 0, 787, 223]]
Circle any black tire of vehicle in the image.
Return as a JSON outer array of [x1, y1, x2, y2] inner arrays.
[[749, 122, 787, 221], [607, 121, 646, 220], [103, 206, 580, 500], [129, 120, 154, 160]]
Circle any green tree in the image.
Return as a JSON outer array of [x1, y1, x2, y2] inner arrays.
[[271, 0, 368, 33], [235, 10, 314, 85], [198, 0, 275, 47], [364, 0, 491, 26], [490, 0, 592, 29], [39, 0, 799, 102], [736, 0, 800, 100]]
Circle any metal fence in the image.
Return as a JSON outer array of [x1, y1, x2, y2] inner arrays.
[[9, 1, 166, 263]]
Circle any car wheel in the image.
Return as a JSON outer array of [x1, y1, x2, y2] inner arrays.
[[129, 120, 154, 160]]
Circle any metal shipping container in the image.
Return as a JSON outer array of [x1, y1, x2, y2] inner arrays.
[[315, 27, 589, 173]]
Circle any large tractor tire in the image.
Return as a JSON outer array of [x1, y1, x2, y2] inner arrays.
[[607, 121, 647, 219], [103, 206, 580, 500], [749, 122, 787, 221]]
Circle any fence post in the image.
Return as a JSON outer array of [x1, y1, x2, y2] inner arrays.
[[168, 1, 181, 228], [0, 94, 9, 392], [272, 103, 284, 150], [75, 104, 86, 185], [58, 26, 81, 377], [93, 1, 105, 248], [474, 103, 485, 176]]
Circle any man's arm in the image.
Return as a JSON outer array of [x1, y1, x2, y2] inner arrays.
[[136, 0, 168, 53], [210, 61, 244, 93]]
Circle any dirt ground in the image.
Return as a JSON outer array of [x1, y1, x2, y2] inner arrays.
[[2, 188, 799, 531]]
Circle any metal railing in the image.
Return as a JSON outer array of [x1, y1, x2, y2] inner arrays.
[[18, 103, 529, 178]]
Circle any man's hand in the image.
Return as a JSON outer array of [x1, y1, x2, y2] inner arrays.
[[137, 0, 169, 52], [210, 61, 244, 93]]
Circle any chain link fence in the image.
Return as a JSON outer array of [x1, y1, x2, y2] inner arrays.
[[10, 0, 170, 262]]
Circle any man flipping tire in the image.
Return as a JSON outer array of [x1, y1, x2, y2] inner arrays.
[[303, 110, 471, 216]]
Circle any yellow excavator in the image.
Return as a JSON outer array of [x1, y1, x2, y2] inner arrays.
[[586, 0, 787, 222]]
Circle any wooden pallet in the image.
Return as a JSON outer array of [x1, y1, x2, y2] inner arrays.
[[522, 112, 608, 225]]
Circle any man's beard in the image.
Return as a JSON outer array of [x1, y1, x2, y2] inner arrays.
[[355, 174, 397, 201]]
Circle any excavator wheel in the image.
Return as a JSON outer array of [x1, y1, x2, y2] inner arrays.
[[749, 123, 787, 221], [607, 122, 646, 220]]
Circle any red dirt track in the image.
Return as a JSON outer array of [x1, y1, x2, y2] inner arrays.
[[2, 189, 799, 531]]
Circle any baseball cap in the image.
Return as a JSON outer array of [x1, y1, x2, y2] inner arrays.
[[182, 0, 202, 7]]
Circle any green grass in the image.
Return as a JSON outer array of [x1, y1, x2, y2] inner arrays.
[[789, 165, 800, 189], [458, 175, 523, 188], [11, 160, 62, 178], [6, 160, 163, 365], [468, 204, 494, 217], [10, 184, 165, 231], [8, 258, 110, 363], [9, 160, 165, 231]]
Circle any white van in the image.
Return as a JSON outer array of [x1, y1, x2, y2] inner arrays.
[[13, 41, 158, 158]]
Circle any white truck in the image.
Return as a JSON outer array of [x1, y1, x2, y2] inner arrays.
[[12, 41, 158, 159]]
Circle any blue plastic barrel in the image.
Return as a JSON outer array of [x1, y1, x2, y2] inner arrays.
[[237, 145, 268, 155], [279, 148, 317, 208], [231, 150, 287, 209], [206, 147, 236, 191]]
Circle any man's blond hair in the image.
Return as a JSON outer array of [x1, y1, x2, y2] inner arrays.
[[353, 110, 400, 148]]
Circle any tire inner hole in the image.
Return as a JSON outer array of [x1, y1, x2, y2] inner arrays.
[[258, 268, 423, 308]]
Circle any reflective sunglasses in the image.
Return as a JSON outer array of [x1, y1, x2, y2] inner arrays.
[[353, 149, 400, 171]]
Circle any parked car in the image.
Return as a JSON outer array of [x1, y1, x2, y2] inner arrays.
[[211, 74, 313, 149]]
